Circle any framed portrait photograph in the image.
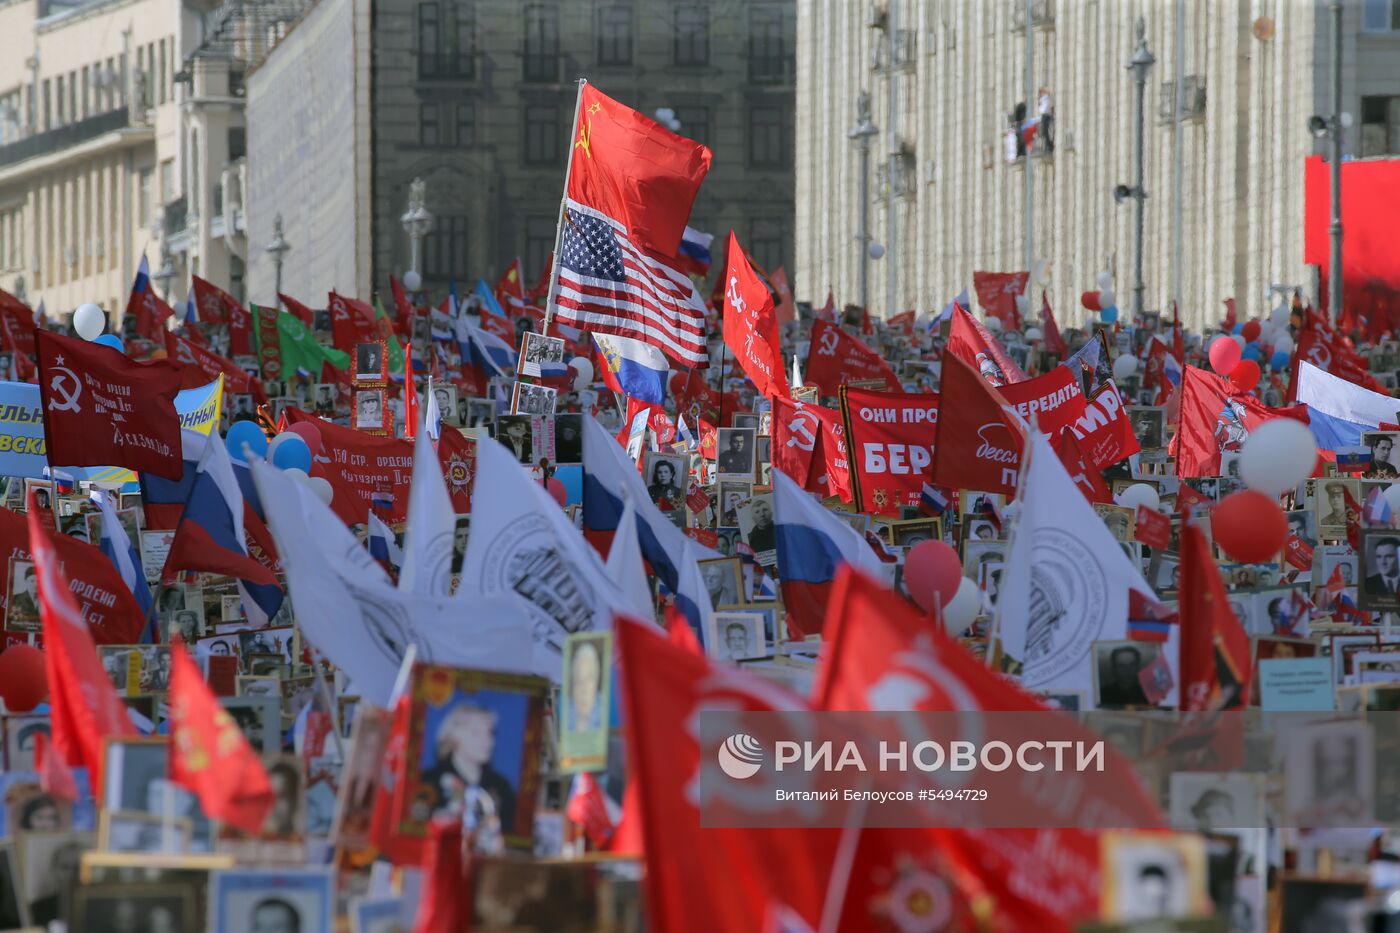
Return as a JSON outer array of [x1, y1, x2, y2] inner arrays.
[[330, 706, 395, 849], [350, 896, 406, 933], [228, 393, 257, 422], [1093, 504, 1136, 543], [517, 332, 566, 379], [1359, 529, 1400, 611], [237, 626, 296, 668], [310, 382, 338, 417], [717, 481, 752, 526], [353, 389, 387, 431], [707, 612, 767, 663], [1363, 430, 1399, 478], [208, 868, 333, 933], [19, 830, 94, 929], [5, 557, 40, 632], [554, 413, 583, 465], [97, 646, 172, 696], [1127, 405, 1167, 449], [0, 839, 28, 929], [1092, 640, 1163, 709], [888, 518, 939, 549], [1284, 508, 1317, 549], [1314, 477, 1359, 540], [1099, 830, 1207, 922], [716, 427, 757, 480], [559, 632, 612, 774], [398, 665, 550, 849], [4, 714, 51, 772], [354, 342, 385, 382], [1167, 772, 1263, 833], [220, 696, 281, 754], [98, 811, 191, 855], [84, 507, 141, 549], [23, 478, 54, 513], [236, 675, 280, 699], [700, 554, 744, 607], [642, 451, 686, 513], [736, 493, 776, 563], [1278, 877, 1368, 932], [430, 383, 460, 427], [466, 397, 496, 429], [731, 413, 760, 432], [493, 415, 535, 466], [510, 381, 557, 417]]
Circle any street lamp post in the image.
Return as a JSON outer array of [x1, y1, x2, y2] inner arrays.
[[152, 249, 176, 302], [848, 92, 878, 312], [1309, 0, 1345, 326], [1114, 18, 1154, 321], [400, 178, 433, 287], [264, 214, 289, 309]]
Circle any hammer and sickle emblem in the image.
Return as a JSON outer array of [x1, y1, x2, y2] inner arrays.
[[575, 117, 594, 158], [786, 412, 818, 452], [48, 365, 83, 413]]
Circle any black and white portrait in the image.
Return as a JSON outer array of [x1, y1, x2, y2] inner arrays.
[[432, 383, 460, 427], [1361, 531, 1400, 611], [1093, 640, 1162, 709], [707, 613, 765, 663], [1127, 405, 1167, 450], [466, 397, 495, 429], [511, 382, 557, 417], [1285, 509, 1317, 549], [1364, 430, 1399, 478], [1102, 833, 1204, 922], [643, 452, 686, 512], [355, 342, 383, 381], [494, 415, 534, 465], [312, 383, 337, 416], [716, 427, 757, 479], [698, 557, 743, 609], [518, 332, 566, 379], [20, 831, 92, 928], [354, 389, 386, 430], [1315, 478, 1359, 539], [553, 414, 582, 465], [737, 493, 776, 560], [74, 881, 197, 933], [451, 515, 470, 575]]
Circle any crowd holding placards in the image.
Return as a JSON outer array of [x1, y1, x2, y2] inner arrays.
[[1, 84, 1400, 933]]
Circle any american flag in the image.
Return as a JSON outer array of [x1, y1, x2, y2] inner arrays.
[[551, 201, 709, 367]]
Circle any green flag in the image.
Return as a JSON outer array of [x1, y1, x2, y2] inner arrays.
[[375, 297, 405, 376], [259, 306, 351, 376]]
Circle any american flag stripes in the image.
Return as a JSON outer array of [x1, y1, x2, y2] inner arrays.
[[552, 201, 709, 366]]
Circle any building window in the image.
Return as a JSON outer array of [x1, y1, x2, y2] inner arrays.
[[424, 214, 469, 281], [420, 103, 441, 146], [1361, 95, 1400, 156], [524, 103, 561, 165], [228, 127, 246, 161], [671, 105, 709, 146], [748, 218, 785, 272], [1362, 0, 1400, 31], [675, 6, 709, 66], [748, 105, 787, 168], [523, 5, 560, 82], [138, 168, 153, 227], [456, 102, 475, 145], [525, 216, 556, 282], [748, 6, 787, 83], [419, 0, 475, 79], [55, 76, 65, 126], [596, 5, 633, 66], [42, 80, 51, 130], [161, 158, 175, 205]]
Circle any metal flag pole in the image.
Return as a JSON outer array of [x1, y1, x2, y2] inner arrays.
[[541, 78, 589, 336]]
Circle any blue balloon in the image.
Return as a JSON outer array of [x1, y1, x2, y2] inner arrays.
[[271, 434, 312, 472], [1271, 350, 1290, 370], [1100, 305, 1119, 324], [1242, 346, 1262, 362], [226, 421, 268, 462], [93, 334, 125, 353], [1232, 323, 1244, 335]]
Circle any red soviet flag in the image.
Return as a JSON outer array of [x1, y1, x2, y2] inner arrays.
[[972, 270, 1029, 331], [770, 266, 796, 325], [168, 640, 274, 834], [190, 274, 232, 325], [1178, 521, 1252, 711], [165, 332, 267, 403], [1173, 366, 1305, 477], [36, 329, 183, 479], [329, 291, 379, 354], [945, 304, 1027, 386], [29, 495, 137, 792], [722, 232, 788, 401], [771, 395, 852, 501], [566, 84, 711, 256], [804, 320, 899, 394], [1039, 291, 1068, 356], [814, 566, 1164, 931], [929, 352, 1026, 496], [279, 291, 317, 329]]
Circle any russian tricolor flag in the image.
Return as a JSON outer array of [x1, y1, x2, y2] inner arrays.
[[1295, 360, 1398, 454], [581, 415, 716, 638], [91, 489, 157, 642], [675, 226, 714, 277], [593, 333, 669, 406], [772, 469, 882, 638], [162, 431, 283, 625], [456, 315, 518, 378], [367, 510, 402, 567]]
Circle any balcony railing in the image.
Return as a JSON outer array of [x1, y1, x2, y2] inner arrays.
[[0, 109, 129, 169]]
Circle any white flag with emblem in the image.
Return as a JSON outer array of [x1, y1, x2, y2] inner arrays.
[[398, 422, 456, 596], [997, 429, 1156, 705]]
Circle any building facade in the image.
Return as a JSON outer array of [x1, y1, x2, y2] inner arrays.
[[795, 0, 1400, 331], [246, 0, 797, 307]]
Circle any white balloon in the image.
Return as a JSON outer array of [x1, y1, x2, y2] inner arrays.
[[1270, 304, 1290, 328], [568, 356, 594, 385], [1239, 418, 1318, 496], [983, 315, 1003, 333], [1097, 271, 1114, 290], [1024, 327, 1044, 342], [1274, 333, 1294, 354], [1385, 483, 1400, 516], [1116, 483, 1160, 512], [308, 476, 335, 504], [1014, 293, 1030, 315], [1112, 354, 1138, 381], [1098, 289, 1116, 309], [73, 303, 106, 340], [282, 468, 309, 483], [942, 577, 981, 636], [868, 242, 886, 260]]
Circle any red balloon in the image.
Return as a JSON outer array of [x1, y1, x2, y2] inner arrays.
[[1212, 490, 1287, 563], [1229, 359, 1261, 394], [546, 478, 567, 507], [0, 644, 47, 712], [1080, 290, 1102, 311], [286, 421, 322, 455], [1241, 320, 1261, 343], [1208, 337, 1242, 375], [903, 540, 964, 614]]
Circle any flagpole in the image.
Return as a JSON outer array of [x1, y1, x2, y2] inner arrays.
[[542, 78, 589, 336], [817, 777, 870, 933], [989, 420, 1038, 666]]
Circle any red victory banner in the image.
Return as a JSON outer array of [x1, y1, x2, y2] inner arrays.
[[36, 330, 183, 480], [838, 386, 940, 515], [929, 352, 1026, 497], [166, 332, 267, 403], [804, 320, 899, 395], [946, 304, 1027, 386], [721, 231, 788, 400], [995, 365, 1086, 434], [329, 291, 379, 354], [1133, 505, 1172, 551], [972, 270, 1030, 331], [1068, 382, 1140, 470]]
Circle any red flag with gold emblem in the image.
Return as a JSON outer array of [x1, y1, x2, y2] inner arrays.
[[168, 640, 274, 834]]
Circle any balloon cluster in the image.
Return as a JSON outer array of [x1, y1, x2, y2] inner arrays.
[[904, 540, 981, 636], [226, 421, 334, 504], [1212, 418, 1320, 563], [1080, 272, 1118, 324], [568, 357, 594, 393]]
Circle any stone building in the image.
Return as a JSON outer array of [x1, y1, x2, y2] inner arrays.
[[245, 0, 797, 306], [794, 0, 1400, 330]]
